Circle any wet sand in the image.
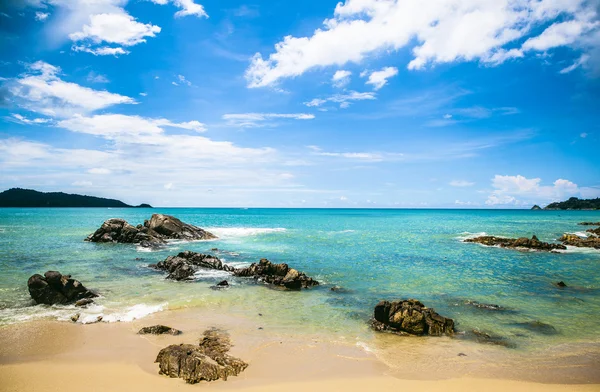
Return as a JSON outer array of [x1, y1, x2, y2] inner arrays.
[[1, 307, 599, 391]]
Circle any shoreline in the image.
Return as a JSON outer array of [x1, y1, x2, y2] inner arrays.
[[1, 307, 599, 391]]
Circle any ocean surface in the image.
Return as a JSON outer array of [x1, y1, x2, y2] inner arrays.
[[1, 208, 599, 353]]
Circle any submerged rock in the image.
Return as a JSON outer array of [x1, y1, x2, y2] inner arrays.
[[554, 281, 567, 288], [470, 329, 515, 348], [27, 271, 97, 305], [559, 233, 600, 249], [464, 235, 566, 251], [153, 251, 233, 281], [234, 258, 319, 289], [139, 325, 182, 335], [464, 300, 505, 311], [512, 321, 558, 335], [85, 214, 216, 248], [155, 329, 248, 384], [371, 299, 454, 336]]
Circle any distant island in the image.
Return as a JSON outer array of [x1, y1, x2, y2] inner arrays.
[[0, 188, 152, 208], [535, 197, 600, 210]]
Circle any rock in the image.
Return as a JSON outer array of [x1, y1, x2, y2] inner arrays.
[[139, 325, 182, 335], [470, 329, 515, 348], [153, 251, 231, 281], [155, 329, 248, 384], [464, 235, 566, 251], [71, 313, 80, 322], [86, 214, 216, 248], [559, 233, 600, 249], [531, 205, 542, 210], [234, 259, 318, 290], [554, 281, 567, 288], [458, 353, 467, 357], [578, 222, 600, 226], [371, 299, 454, 336], [512, 321, 558, 335], [464, 300, 505, 311], [75, 298, 95, 307], [27, 271, 98, 305]]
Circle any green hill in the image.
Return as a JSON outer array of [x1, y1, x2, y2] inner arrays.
[[0, 188, 152, 208], [544, 197, 600, 210]]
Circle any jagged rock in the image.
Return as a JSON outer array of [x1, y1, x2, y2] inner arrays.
[[559, 234, 600, 249], [371, 299, 454, 336], [234, 259, 319, 289], [27, 271, 98, 305], [464, 235, 566, 251], [86, 214, 216, 248], [153, 251, 232, 281], [75, 298, 95, 307], [139, 325, 182, 335], [155, 329, 248, 384]]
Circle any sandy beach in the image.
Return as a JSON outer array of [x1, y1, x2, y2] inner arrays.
[[1, 307, 599, 392]]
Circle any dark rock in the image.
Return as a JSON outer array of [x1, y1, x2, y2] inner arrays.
[[139, 325, 182, 335], [470, 329, 515, 348], [371, 299, 454, 336], [216, 280, 229, 287], [464, 300, 505, 311], [75, 298, 95, 307], [27, 271, 97, 305], [531, 205, 542, 210], [153, 251, 230, 281], [86, 214, 217, 248], [578, 222, 600, 226], [233, 259, 319, 290], [512, 321, 558, 335], [71, 313, 80, 322], [155, 329, 248, 384], [559, 233, 600, 249], [458, 353, 467, 357], [554, 281, 567, 288], [464, 235, 566, 251]]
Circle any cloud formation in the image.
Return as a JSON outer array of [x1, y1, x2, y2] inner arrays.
[[485, 175, 585, 206], [222, 113, 315, 127]]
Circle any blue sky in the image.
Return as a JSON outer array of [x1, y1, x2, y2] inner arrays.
[[0, 0, 599, 207]]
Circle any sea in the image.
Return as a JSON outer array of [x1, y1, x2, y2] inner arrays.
[[1, 208, 599, 357]]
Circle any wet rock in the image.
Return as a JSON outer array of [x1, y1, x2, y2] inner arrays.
[[559, 233, 600, 249], [153, 251, 232, 281], [464, 235, 566, 251], [371, 299, 454, 336], [234, 259, 319, 290], [512, 321, 558, 335], [71, 313, 80, 322], [554, 281, 567, 288], [464, 300, 505, 311], [470, 329, 515, 348], [86, 214, 216, 248], [155, 329, 248, 384], [139, 325, 182, 335], [75, 298, 95, 307], [27, 271, 98, 305]]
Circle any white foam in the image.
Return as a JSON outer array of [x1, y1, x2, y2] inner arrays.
[[193, 269, 232, 279], [356, 341, 374, 353], [207, 227, 287, 238], [566, 231, 590, 238], [557, 246, 600, 255], [99, 303, 166, 323], [456, 232, 488, 241]]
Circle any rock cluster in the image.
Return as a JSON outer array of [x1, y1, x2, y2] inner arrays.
[[464, 235, 566, 251], [559, 234, 600, 249], [86, 214, 216, 248], [234, 258, 319, 289], [155, 329, 248, 384], [371, 299, 454, 336], [151, 251, 232, 281], [139, 325, 182, 335], [27, 271, 97, 305], [578, 222, 600, 226]]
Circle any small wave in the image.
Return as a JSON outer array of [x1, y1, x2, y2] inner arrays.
[[566, 232, 590, 238], [456, 231, 488, 241], [356, 341, 374, 353], [556, 246, 600, 255], [193, 269, 232, 279], [207, 227, 287, 238], [90, 303, 167, 324]]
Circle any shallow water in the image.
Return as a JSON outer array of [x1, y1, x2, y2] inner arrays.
[[1, 208, 599, 354]]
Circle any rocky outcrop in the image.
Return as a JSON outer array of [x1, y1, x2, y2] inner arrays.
[[531, 205, 542, 210], [578, 222, 600, 226], [464, 235, 566, 251], [155, 329, 248, 384], [559, 234, 600, 249], [152, 251, 233, 281], [371, 299, 454, 336], [27, 271, 97, 305], [85, 214, 216, 248], [234, 258, 319, 289], [151, 252, 319, 289], [139, 325, 182, 335]]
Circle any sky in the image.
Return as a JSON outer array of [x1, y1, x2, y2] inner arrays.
[[0, 0, 599, 208]]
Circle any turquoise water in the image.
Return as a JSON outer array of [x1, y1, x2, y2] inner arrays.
[[1, 208, 599, 351]]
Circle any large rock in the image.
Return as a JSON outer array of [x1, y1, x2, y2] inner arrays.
[[86, 214, 216, 248], [559, 233, 600, 249], [27, 271, 98, 305], [372, 299, 454, 336], [464, 235, 566, 251], [233, 258, 319, 289], [155, 329, 248, 384], [152, 251, 234, 281]]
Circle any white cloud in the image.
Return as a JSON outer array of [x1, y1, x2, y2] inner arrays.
[[307, 145, 394, 162], [580, 132, 588, 138], [304, 90, 376, 108], [332, 70, 352, 87], [222, 113, 315, 127], [485, 175, 582, 205], [88, 168, 111, 174], [150, 0, 208, 18], [9, 61, 135, 117], [72, 45, 129, 56], [449, 180, 474, 187], [366, 67, 398, 90], [72, 181, 93, 187], [177, 74, 192, 86], [245, 0, 598, 87], [70, 13, 161, 46], [87, 71, 109, 84], [8, 113, 51, 125], [140, 92, 148, 96], [560, 54, 590, 74], [35, 12, 49, 21]]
